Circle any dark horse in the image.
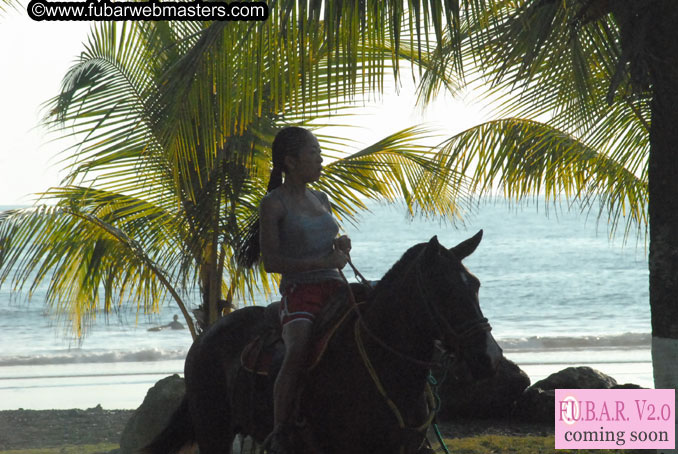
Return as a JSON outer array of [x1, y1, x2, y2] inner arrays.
[[144, 231, 503, 454]]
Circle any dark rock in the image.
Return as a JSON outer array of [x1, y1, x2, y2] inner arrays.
[[511, 366, 626, 423], [532, 366, 618, 390], [119, 374, 186, 454], [512, 387, 555, 423], [436, 357, 531, 421], [612, 383, 644, 389]]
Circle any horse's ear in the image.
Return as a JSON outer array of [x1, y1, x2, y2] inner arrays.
[[423, 235, 441, 261], [449, 230, 483, 260]]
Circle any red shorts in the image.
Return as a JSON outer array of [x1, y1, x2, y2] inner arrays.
[[280, 280, 343, 326]]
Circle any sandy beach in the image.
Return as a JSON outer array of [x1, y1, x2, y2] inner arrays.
[[0, 406, 554, 451]]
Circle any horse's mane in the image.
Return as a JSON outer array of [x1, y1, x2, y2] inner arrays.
[[368, 242, 428, 303]]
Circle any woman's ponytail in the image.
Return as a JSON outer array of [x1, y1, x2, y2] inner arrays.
[[267, 166, 283, 192], [237, 168, 282, 268]]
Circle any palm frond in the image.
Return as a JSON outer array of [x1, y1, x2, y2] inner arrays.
[[146, 2, 465, 137], [0, 0, 19, 15], [459, 0, 644, 137], [320, 125, 472, 221], [0, 197, 197, 338], [43, 22, 171, 196], [436, 117, 647, 241]]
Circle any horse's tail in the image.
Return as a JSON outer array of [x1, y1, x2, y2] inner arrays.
[[141, 395, 194, 454]]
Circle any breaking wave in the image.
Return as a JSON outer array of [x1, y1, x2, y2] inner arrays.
[[498, 332, 650, 352], [0, 348, 188, 367]]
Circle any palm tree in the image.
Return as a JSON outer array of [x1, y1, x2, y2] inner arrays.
[[415, 0, 676, 419], [141, 1, 651, 245], [0, 20, 469, 340], [447, 0, 677, 402], [143, 1, 676, 400]]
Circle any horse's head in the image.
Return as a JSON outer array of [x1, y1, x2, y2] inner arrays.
[[415, 231, 502, 380]]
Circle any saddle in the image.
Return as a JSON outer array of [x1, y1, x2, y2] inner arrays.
[[240, 282, 372, 376]]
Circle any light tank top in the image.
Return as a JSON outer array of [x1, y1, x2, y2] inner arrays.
[[275, 189, 342, 291]]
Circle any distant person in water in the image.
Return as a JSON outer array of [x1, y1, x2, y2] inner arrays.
[[148, 314, 185, 331], [166, 314, 184, 330]]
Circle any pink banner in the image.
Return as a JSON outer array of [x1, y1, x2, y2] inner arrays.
[[555, 388, 675, 450]]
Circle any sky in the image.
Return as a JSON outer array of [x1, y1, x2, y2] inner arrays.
[[0, 9, 489, 206], [0, 12, 92, 205]]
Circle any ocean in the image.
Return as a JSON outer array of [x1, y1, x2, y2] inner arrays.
[[0, 198, 652, 410]]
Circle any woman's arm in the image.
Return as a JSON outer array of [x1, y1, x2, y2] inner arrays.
[[259, 194, 348, 274]]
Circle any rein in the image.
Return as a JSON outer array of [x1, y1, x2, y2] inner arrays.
[[346, 257, 492, 362], [413, 264, 492, 350], [347, 259, 369, 287], [339, 259, 444, 454], [354, 319, 438, 454], [340, 265, 438, 368], [337, 252, 491, 454]]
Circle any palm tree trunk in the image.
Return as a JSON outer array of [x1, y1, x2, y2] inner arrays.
[[208, 244, 221, 324], [647, 3, 678, 452], [200, 247, 222, 327], [208, 194, 222, 325]]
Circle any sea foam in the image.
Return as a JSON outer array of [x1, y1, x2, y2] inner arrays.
[[0, 348, 188, 367]]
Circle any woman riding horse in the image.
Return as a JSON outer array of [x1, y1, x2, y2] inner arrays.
[[142, 128, 503, 454], [143, 233, 503, 454], [258, 126, 351, 453]]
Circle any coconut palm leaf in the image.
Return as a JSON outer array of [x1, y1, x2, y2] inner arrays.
[[2, 15, 473, 337], [0, 195, 197, 338], [0, 0, 18, 15], [404, 2, 649, 241], [149, 1, 464, 124], [319, 125, 471, 221], [458, 0, 622, 126], [436, 118, 647, 240]]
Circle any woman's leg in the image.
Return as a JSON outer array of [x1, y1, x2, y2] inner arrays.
[[274, 319, 313, 427], [267, 281, 334, 452]]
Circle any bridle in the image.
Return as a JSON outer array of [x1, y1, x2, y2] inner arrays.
[[344, 256, 492, 368], [413, 261, 492, 356], [342, 255, 492, 454]]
